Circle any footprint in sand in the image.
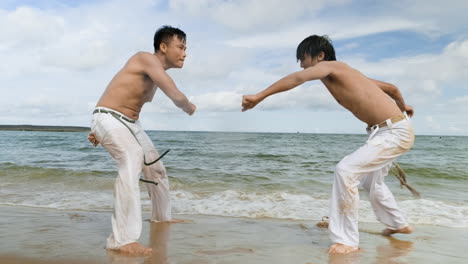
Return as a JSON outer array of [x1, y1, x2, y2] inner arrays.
[[67, 213, 89, 222]]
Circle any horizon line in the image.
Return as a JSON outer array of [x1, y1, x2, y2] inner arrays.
[[0, 124, 465, 137]]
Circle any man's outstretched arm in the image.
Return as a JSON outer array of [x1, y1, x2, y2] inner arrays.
[[141, 54, 196, 115], [369, 78, 414, 117], [242, 62, 333, 112]]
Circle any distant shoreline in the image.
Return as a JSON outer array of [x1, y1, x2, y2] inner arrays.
[[0, 125, 90, 132], [0, 125, 463, 136]]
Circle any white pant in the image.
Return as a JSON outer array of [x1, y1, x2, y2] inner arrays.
[[91, 107, 172, 249], [329, 117, 415, 247]]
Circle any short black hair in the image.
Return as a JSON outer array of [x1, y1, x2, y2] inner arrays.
[[153, 25, 186, 52], [296, 35, 336, 62]]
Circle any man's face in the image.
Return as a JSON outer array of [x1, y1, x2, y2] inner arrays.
[[165, 35, 187, 68], [300, 54, 322, 69]]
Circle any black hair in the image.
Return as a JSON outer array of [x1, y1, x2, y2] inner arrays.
[[296, 35, 336, 62], [153, 25, 186, 52]]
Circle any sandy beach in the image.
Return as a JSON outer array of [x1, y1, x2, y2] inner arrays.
[[1, 205, 467, 264]]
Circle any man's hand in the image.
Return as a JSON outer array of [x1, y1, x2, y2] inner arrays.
[[404, 105, 414, 117], [184, 103, 196, 116], [242, 95, 260, 112], [88, 132, 99, 147]]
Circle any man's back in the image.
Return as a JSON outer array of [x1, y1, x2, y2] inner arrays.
[[97, 52, 157, 120], [319, 61, 403, 126]]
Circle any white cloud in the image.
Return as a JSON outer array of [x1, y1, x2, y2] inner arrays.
[[192, 91, 242, 112], [449, 95, 468, 113], [145, 81, 339, 114], [170, 45, 253, 85], [386, 0, 468, 36], [225, 17, 425, 48], [0, 7, 64, 49], [169, 0, 350, 32], [421, 112, 468, 135], [40, 35, 115, 71], [447, 125, 465, 133], [425, 116, 441, 130], [343, 39, 468, 107], [259, 84, 339, 111], [1, 0, 467, 135], [0, 1, 169, 73], [452, 95, 468, 104]]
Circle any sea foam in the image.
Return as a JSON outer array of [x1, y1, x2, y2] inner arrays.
[[2, 188, 467, 228]]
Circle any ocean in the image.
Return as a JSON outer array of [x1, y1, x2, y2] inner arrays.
[[1, 130, 467, 228]]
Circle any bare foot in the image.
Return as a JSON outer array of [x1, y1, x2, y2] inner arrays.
[[113, 242, 152, 256], [328, 243, 359, 254], [382, 226, 413, 236]]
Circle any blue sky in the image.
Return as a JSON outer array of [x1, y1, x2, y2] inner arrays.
[[1, 0, 467, 135]]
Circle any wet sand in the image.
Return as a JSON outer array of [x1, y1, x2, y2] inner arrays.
[[1, 205, 467, 264]]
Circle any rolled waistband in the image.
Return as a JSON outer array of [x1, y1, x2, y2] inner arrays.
[[368, 114, 407, 130], [93, 107, 136, 124]]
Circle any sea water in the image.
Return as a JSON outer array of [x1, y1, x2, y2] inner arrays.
[[1, 130, 467, 227]]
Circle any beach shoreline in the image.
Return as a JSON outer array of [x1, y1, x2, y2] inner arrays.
[[0, 125, 90, 132], [1, 205, 467, 264]]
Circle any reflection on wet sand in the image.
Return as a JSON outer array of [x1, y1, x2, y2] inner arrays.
[[328, 250, 361, 264], [106, 221, 171, 264], [327, 235, 414, 264], [147, 222, 171, 264], [375, 236, 413, 264]]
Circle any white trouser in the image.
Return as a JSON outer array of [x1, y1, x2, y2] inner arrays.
[[91, 107, 172, 249], [328, 117, 415, 247]]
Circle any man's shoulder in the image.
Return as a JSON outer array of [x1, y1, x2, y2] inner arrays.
[[130, 51, 156, 62], [318, 61, 356, 81], [323, 60, 347, 68], [323, 61, 353, 74], [127, 52, 161, 68]]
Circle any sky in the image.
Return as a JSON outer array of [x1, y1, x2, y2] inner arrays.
[[1, 0, 467, 135]]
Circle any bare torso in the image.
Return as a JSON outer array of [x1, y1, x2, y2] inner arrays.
[[321, 62, 402, 126], [96, 52, 158, 120]]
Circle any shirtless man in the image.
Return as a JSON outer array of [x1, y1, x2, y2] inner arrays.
[[242, 35, 414, 254], [88, 25, 196, 255]]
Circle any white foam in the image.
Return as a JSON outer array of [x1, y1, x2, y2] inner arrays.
[[2, 188, 467, 227], [165, 190, 330, 220], [165, 190, 468, 227], [0, 189, 114, 211]]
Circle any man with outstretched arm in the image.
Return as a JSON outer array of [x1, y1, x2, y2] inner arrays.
[[88, 25, 196, 255], [242, 35, 414, 254]]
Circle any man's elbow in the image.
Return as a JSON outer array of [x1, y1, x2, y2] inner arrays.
[[392, 85, 402, 97], [384, 83, 400, 97], [173, 96, 189, 109], [292, 75, 307, 87], [174, 98, 185, 108]]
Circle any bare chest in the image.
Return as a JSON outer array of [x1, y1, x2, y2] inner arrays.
[[141, 78, 157, 103], [322, 78, 346, 106]]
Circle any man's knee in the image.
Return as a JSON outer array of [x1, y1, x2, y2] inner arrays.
[[335, 161, 363, 193], [368, 184, 390, 201], [146, 162, 166, 178], [335, 161, 354, 176]]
